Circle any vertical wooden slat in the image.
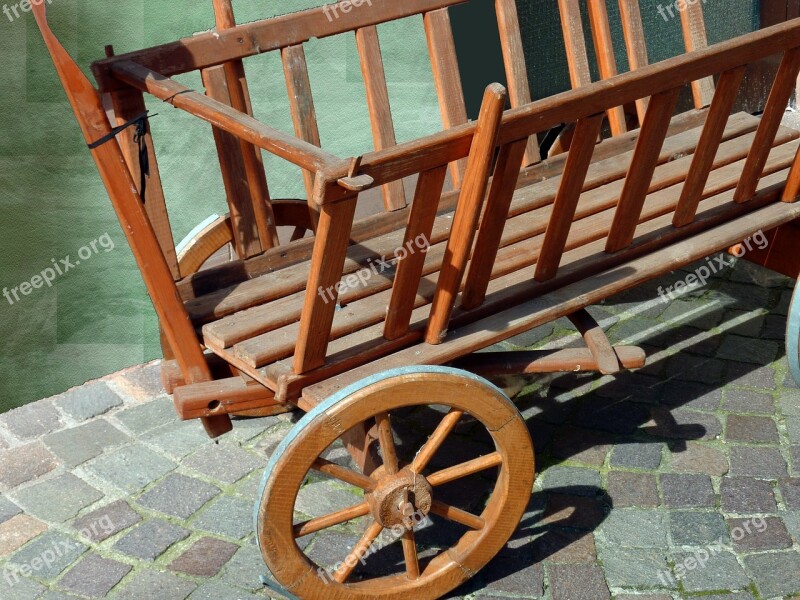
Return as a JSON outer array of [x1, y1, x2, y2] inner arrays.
[[282, 44, 323, 219], [495, 0, 541, 164], [734, 48, 800, 203], [534, 114, 604, 281], [293, 193, 359, 373], [425, 84, 507, 345], [202, 65, 264, 259], [424, 8, 469, 187], [355, 26, 407, 212], [781, 145, 800, 202], [618, 0, 650, 122], [606, 88, 681, 253], [587, 0, 627, 136], [673, 66, 746, 227], [384, 166, 448, 340], [212, 0, 280, 249], [108, 86, 180, 280], [679, 1, 716, 108], [558, 0, 593, 89], [460, 138, 528, 309]]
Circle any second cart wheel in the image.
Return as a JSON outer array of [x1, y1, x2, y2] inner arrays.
[[787, 278, 800, 386], [255, 366, 535, 599]]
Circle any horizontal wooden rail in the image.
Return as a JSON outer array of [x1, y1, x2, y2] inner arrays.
[[111, 60, 343, 174], [316, 18, 800, 201], [92, 0, 470, 91]]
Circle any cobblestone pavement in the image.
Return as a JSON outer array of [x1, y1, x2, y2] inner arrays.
[[0, 255, 799, 600]]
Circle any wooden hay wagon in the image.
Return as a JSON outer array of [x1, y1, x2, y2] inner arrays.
[[33, 0, 800, 597]]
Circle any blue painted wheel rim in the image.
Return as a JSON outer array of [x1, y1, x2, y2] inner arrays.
[[788, 280, 800, 386]]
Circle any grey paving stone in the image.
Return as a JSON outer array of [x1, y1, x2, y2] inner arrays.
[[112, 519, 190, 561], [681, 594, 755, 600], [792, 445, 800, 476], [605, 471, 659, 507], [788, 417, 800, 443], [724, 388, 775, 414], [116, 362, 166, 399], [647, 407, 722, 441], [143, 421, 214, 459], [0, 514, 48, 558], [168, 536, 239, 577], [42, 419, 130, 467], [85, 445, 176, 493], [572, 398, 649, 435], [780, 390, 800, 415], [217, 544, 268, 592], [58, 553, 131, 598], [729, 445, 788, 478], [542, 494, 606, 531], [781, 477, 800, 509], [184, 444, 262, 484], [726, 414, 779, 443], [0, 441, 58, 489], [188, 581, 259, 600], [38, 592, 83, 600], [661, 380, 722, 411], [610, 442, 663, 469], [71, 499, 141, 542], [13, 473, 103, 522], [668, 511, 728, 546], [598, 508, 668, 548], [5, 530, 86, 580], [672, 549, 749, 592], [721, 476, 777, 513], [743, 550, 800, 597], [113, 568, 197, 600], [661, 472, 715, 508], [532, 527, 598, 564], [727, 362, 778, 389], [597, 546, 673, 588], [113, 397, 177, 435], [549, 426, 612, 467], [540, 467, 601, 495], [784, 510, 800, 543], [226, 416, 284, 444], [667, 442, 729, 476], [137, 473, 220, 520], [0, 495, 22, 524], [192, 495, 256, 540], [548, 563, 609, 600], [481, 547, 544, 597], [728, 516, 793, 551], [665, 354, 726, 385], [0, 401, 62, 440], [0, 573, 46, 600], [614, 596, 673, 600], [54, 381, 123, 422]]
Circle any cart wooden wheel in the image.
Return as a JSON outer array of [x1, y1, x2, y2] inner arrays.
[[787, 279, 800, 386], [255, 366, 535, 599]]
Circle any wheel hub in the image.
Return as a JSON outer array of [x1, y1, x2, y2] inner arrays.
[[367, 467, 433, 529]]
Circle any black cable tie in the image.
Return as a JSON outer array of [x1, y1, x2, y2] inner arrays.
[[87, 111, 152, 150], [162, 89, 196, 105]]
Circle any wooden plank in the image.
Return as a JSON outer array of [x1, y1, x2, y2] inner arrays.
[[282, 43, 323, 216], [108, 85, 180, 279], [173, 377, 289, 420], [384, 166, 448, 340], [92, 0, 470, 91], [461, 138, 528, 309], [618, 0, 650, 123], [535, 114, 604, 281], [606, 88, 681, 252], [587, 0, 627, 136], [782, 144, 800, 202], [734, 47, 800, 202], [202, 65, 264, 258], [452, 346, 645, 376], [355, 26, 408, 211], [558, 0, 593, 89], [567, 308, 620, 374], [674, 66, 746, 226], [495, 0, 540, 164], [293, 194, 359, 373], [679, 0, 716, 108], [425, 84, 507, 344], [424, 8, 469, 186]]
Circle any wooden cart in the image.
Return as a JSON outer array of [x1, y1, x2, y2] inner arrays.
[[33, 0, 800, 597]]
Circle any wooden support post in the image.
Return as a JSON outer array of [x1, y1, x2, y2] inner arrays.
[[679, 0, 716, 108], [587, 0, 627, 136], [618, 0, 650, 123]]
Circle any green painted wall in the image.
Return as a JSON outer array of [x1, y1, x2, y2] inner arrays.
[[0, 0, 763, 411]]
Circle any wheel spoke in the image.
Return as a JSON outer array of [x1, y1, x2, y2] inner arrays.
[[427, 452, 503, 487], [334, 520, 384, 583], [401, 528, 420, 580], [429, 500, 485, 530], [375, 412, 400, 474], [411, 409, 464, 473], [312, 457, 376, 491], [293, 502, 371, 538]]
